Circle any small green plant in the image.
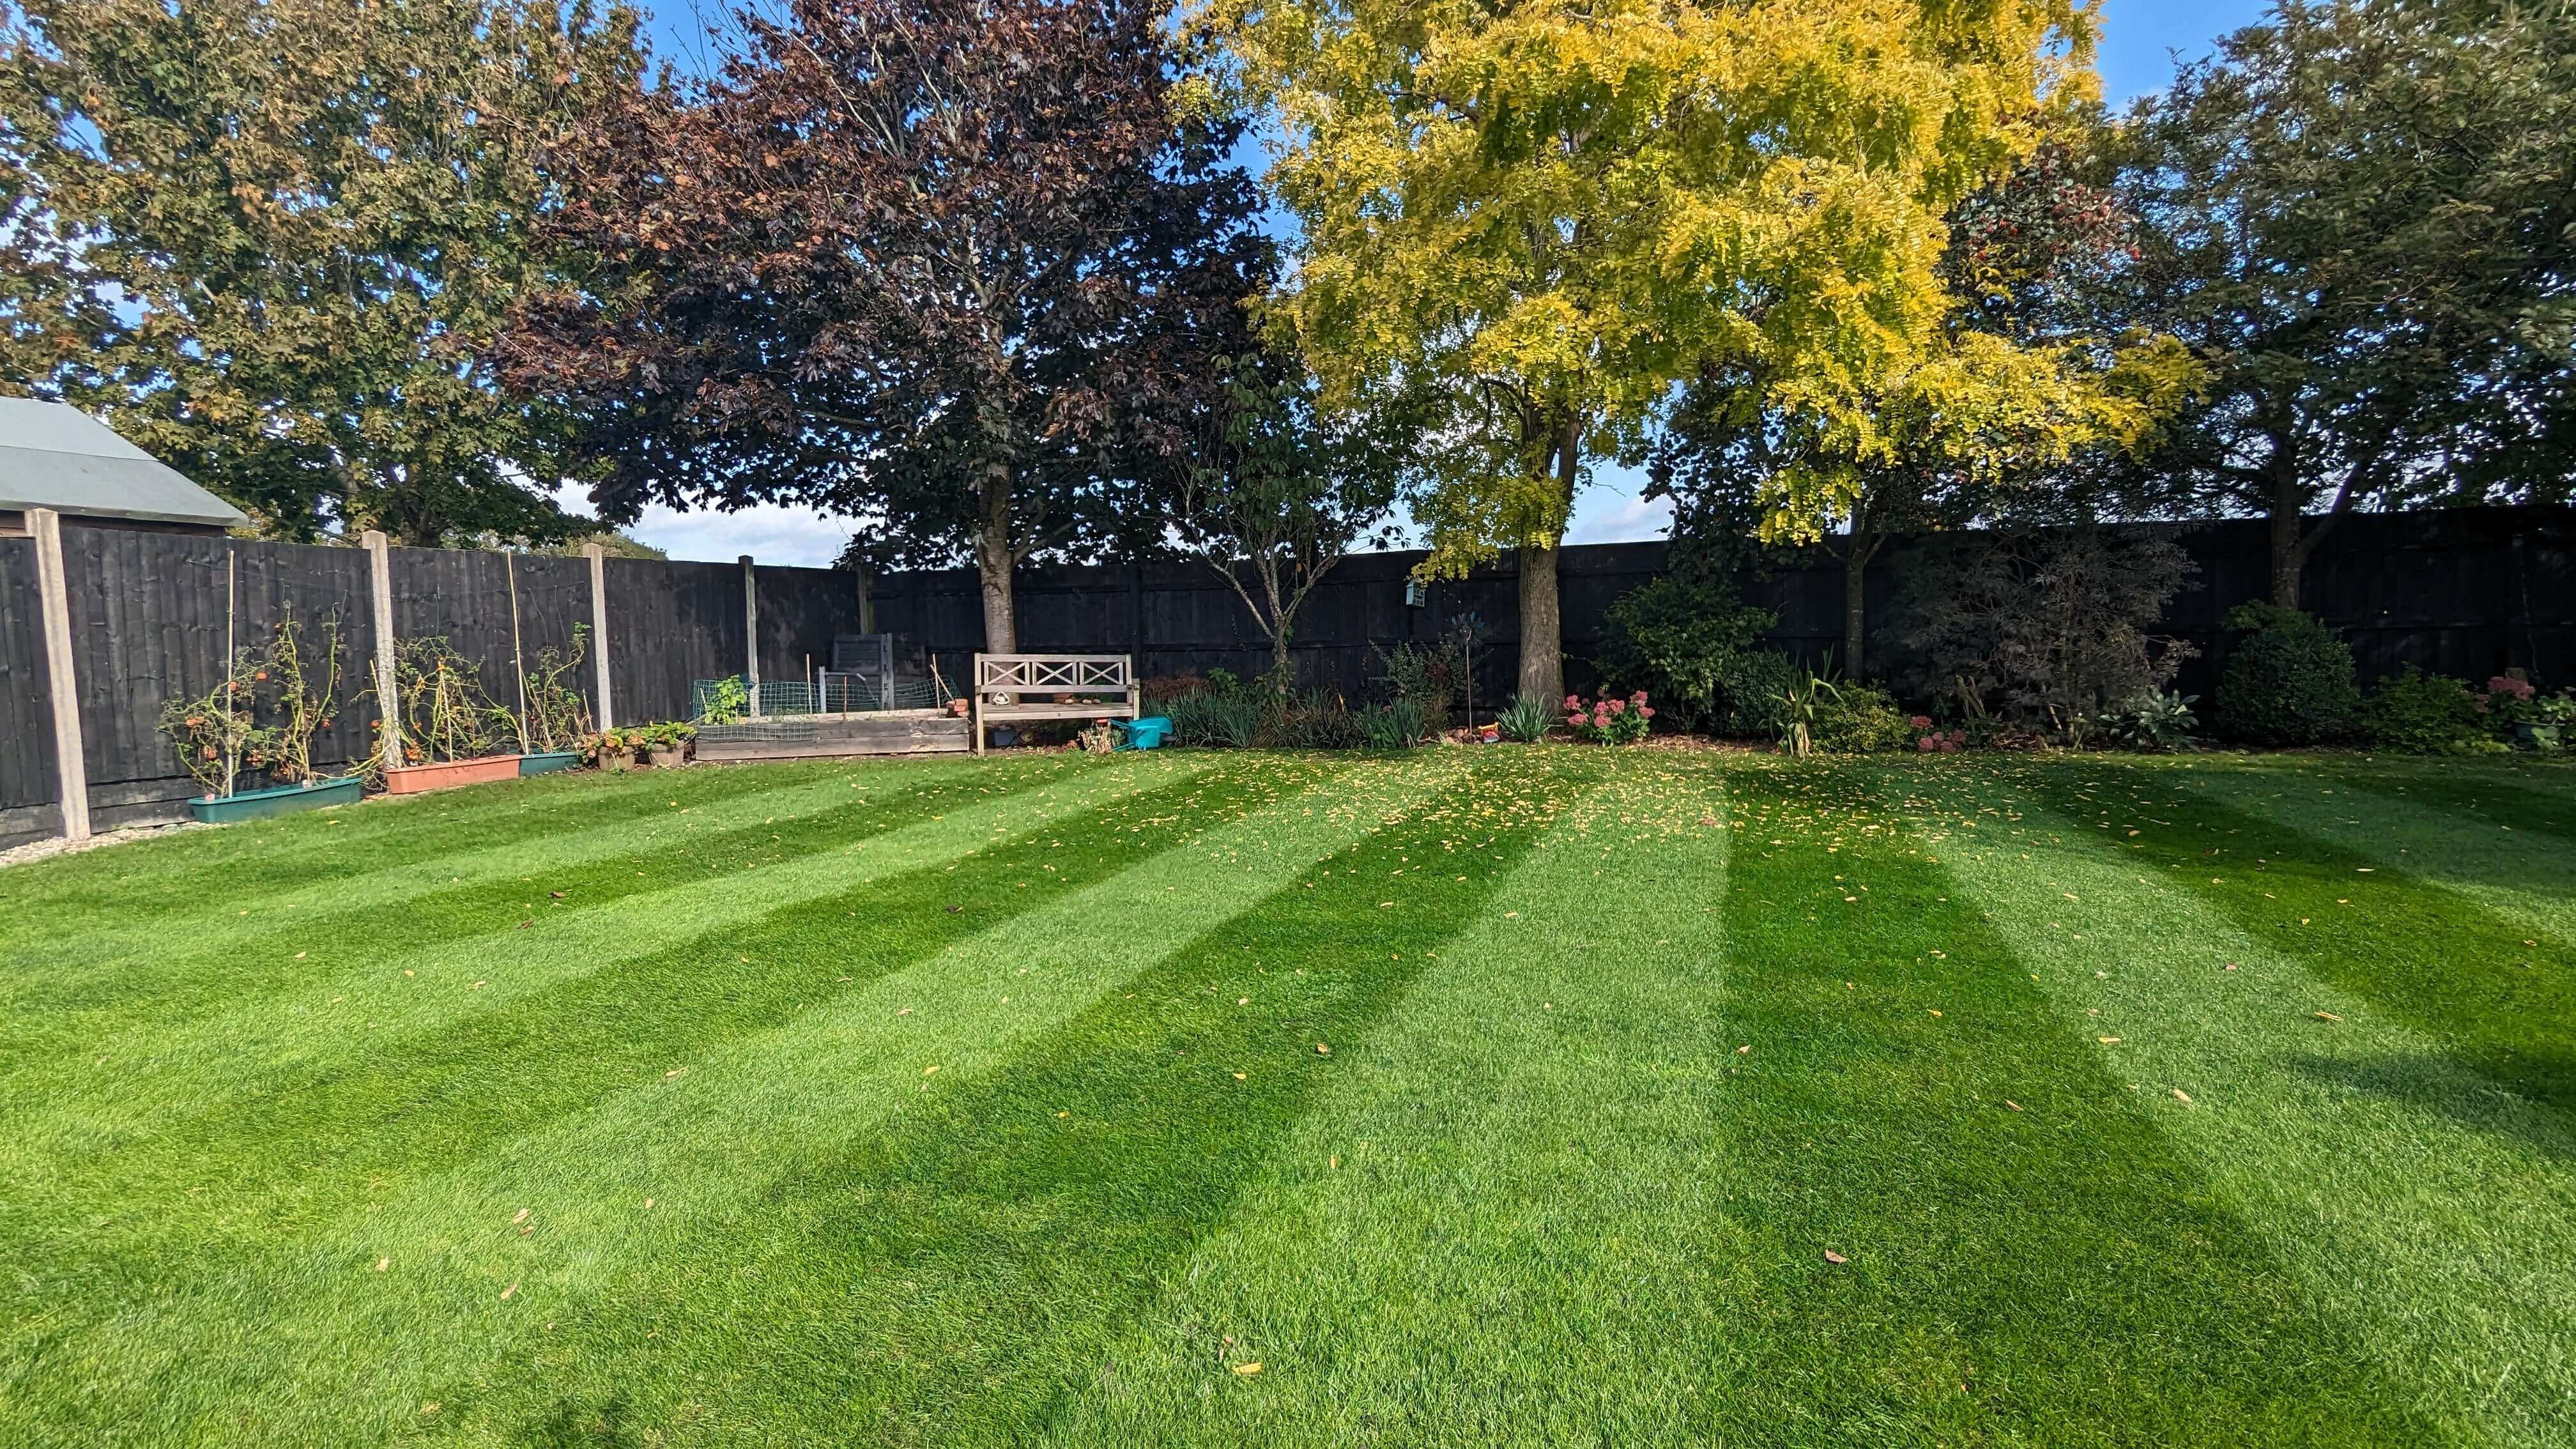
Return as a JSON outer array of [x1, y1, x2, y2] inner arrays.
[[1362, 697, 1427, 749], [2363, 666, 2493, 754], [2096, 691, 2200, 752], [1496, 694, 1554, 743], [1372, 639, 1466, 724], [1564, 691, 1653, 745], [698, 675, 751, 726], [1809, 681, 1911, 754], [2213, 603, 2360, 746], [1777, 670, 1837, 758]]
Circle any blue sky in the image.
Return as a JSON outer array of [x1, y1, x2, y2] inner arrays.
[[615, 0, 2272, 565]]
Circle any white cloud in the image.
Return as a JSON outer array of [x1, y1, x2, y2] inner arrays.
[[1566, 464, 1674, 546], [624, 502, 855, 567]]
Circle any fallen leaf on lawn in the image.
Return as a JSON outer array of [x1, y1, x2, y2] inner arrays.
[[1823, 1250, 1848, 1265], [500, 1282, 518, 1301], [2004, 1100, 2022, 1112], [293, 951, 307, 960], [1233, 1072, 1246, 1080], [512, 1208, 532, 1225], [1377, 901, 1393, 908], [2171, 1088, 2192, 1103], [1926, 1009, 1943, 1018], [1503, 911, 1519, 918], [2313, 1011, 2343, 1022], [1232, 1362, 1262, 1376], [1315, 1043, 1331, 1056], [374, 1257, 390, 1272], [2097, 1036, 2120, 1045], [549, 891, 565, 899], [1736, 1045, 1751, 1054], [923, 1064, 940, 1075]]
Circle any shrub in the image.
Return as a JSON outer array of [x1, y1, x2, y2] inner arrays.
[[1906, 714, 1968, 754], [1899, 531, 2198, 743], [2363, 666, 2493, 754], [1565, 691, 1653, 745], [1272, 690, 1366, 750], [1810, 682, 1911, 754], [1597, 574, 1784, 735], [1496, 694, 1554, 743], [1362, 697, 1428, 748], [2096, 691, 2200, 752], [1372, 638, 1467, 723], [2212, 603, 2359, 746]]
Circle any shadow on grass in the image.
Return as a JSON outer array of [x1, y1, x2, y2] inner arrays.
[[437, 759, 1595, 1446]]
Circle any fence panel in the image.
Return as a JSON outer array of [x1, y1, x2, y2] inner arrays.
[[0, 537, 59, 838]]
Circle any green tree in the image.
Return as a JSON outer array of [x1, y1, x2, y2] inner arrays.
[[2110, 0, 2576, 606], [1172, 350, 1405, 679], [1204, 0, 2159, 702], [0, 0, 645, 544]]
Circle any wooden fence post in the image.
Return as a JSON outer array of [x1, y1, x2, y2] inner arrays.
[[363, 530, 402, 774], [27, 508, 90, 841], [584, 541, 614, 730], [741, 554, 761, 718]]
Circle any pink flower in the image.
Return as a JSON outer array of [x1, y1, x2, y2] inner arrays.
[[1918, 735, 1936, 752], [1605, 698, 1625, 714], [1908, 716, 1933, 730], [2487, 676, 2534, 700], [1639, 706, 1655, 719], [1565, 694, 1583, 710], [1567, 714, 1586, 726], [1631, 691, 1649, 704]]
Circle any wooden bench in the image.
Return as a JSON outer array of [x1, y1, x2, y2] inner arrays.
[[971, 654, 1139, 755]]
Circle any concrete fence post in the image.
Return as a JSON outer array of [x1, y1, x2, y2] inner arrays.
[[27, 508, 90, 841], [584, 541, 614, 730], [740, 554, 760, 719], [363, 530, 402, 774]]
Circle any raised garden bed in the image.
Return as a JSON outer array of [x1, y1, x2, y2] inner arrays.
[[187, 776, 363, 824], [383, 755, 522, 795]]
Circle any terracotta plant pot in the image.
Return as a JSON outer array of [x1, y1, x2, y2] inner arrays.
[[647, 746, 687, 769], [383, 754, 523, 795], [600, 749, 636, 771]]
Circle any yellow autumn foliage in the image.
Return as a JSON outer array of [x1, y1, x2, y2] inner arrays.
[[1199, 0, 2174, 564]]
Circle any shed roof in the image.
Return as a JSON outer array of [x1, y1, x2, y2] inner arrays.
[[0, 398, 251, 529]]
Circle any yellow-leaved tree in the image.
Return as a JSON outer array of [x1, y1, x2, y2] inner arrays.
[[1203, 0, 2184, 702]]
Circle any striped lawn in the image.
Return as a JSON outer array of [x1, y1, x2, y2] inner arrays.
[[1, 749, 2570, 1446]]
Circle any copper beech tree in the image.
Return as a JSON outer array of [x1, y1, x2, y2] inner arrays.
[[498, 0, 1270, 652]]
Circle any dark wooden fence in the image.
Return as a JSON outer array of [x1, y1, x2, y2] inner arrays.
[[0, 526, 868, 849], [4, 505, 2568, 850], [874, 505, 2576, 710]]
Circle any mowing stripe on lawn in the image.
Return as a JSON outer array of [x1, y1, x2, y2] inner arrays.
[[1985, 760, 2576, 1122], [2311, 758, 2576, 838], [0, 754, 889, 921], [1048, 759, 1733, 1446], [1, 753, 1457, 1445], [0, 756, 1096, 1069], [0, 755, 1197, 1180], [2177, 765, 2576, 941], [1677, 763, 2419, 1443], [1949, 791, 2576, 1448], [393, 753, 1595, 1448], [0, 755, 1057, 995], [0, 759, 1280, 1383]]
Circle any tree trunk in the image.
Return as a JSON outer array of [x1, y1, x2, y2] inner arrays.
[[1843, 523, 1881, 680], [1515, 415, 1579, 707], [2266, 465, 2311, 609], [973, 461, 1016, 654]]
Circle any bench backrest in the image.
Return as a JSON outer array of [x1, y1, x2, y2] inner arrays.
[[973, 654, 1133, 696]]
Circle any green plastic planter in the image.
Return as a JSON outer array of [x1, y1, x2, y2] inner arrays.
[[519, 751, 581, 775], [188, 776, 362, 824]]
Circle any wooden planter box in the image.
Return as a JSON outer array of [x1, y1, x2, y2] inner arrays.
[[519, 751, 581, 776], [383, 755, 523, 795], [188, 776, 362, 824], [646, 746, 687, 769]]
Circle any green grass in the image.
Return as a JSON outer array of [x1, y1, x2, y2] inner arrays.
[[2, 747, 2571, 1446]]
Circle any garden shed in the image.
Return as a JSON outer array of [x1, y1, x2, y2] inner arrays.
[[0, 399, 250, 538]]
